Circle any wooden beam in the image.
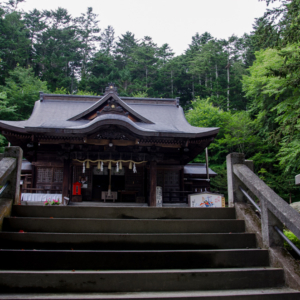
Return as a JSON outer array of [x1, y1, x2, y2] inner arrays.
[[32, 161, 63, 167], [149, 161, 157, 207], [86, 139, 137, 146], [62, 159, 70, 205]]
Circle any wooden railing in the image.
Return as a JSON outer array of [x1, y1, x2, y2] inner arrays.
[[227, 153, 300, 250], [0, 146, 23, 230]]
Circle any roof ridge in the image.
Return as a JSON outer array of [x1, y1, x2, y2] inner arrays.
[[67, 92, 154, 124]]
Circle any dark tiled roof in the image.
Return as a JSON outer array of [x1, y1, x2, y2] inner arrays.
[[21, 159, 32, 171], [0, 93, 219, 139], [184, 163, 217, 176]]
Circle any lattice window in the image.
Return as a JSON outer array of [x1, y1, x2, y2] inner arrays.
[[37, 168, 52, 183], [125, 167, 144, 196], [157, 170, 164, 187], [36, 167, 63, 193], [164, 170, 179, 186], [54, 169, 63, 183]]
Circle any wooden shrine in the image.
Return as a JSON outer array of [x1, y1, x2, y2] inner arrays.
[[0, 84, 219, 206]]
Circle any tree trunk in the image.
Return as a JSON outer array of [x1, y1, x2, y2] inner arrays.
[[227, 61, 230, 111], [146, 68, 148, 88], [171, 70, 174, 97], [192, 77, 195, 100], [215, 64, 219, 98]]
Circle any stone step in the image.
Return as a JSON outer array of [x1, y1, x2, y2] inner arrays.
[[0, 232, 257, 250], [0, 268, 285, 293], [0, 249, 269, 270], [1, 288, 300, 300], [3, 217, 245, 233], [12, 205, 236, 220]]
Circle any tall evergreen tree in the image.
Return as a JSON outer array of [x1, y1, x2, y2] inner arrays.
[[114, 31, 138, 69], [100, 25, 115, 55], [33, 8, 82, 92], [0, 6, 30, 84], [75, 7, 101, 79]]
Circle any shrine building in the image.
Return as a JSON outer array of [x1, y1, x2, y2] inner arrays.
[[0, 84, 219, 206]]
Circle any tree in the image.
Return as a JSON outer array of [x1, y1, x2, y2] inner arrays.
[[100, 25, 115, 55], [114, 31, 138, 69], [33, 8, 82, 92], [130, 36, 158, 90], [255, 0, 300, 48], [186, 32, 213, 55], [0, 8, 30, 84], [23, 9, 48, 67], [185, 97, 260, 195], [223, 35, 244, 111], [0, 66, 48, 120], [79, 51, 119, 95], [0, 0, 25, 13], [75, 7, 101, 78]]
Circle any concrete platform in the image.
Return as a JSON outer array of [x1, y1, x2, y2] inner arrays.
[[0, 268, 285, 293], [3, 217, 245, 233], [0, 249, 269, 270], [12, 205, 236, 219], [0, 288, 299, 300], [0, 232, 257, 250]]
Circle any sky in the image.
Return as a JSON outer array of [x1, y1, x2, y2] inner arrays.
[[18, 0, 278, 56]]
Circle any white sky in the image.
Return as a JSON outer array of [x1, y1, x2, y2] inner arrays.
[[18, 0, 278, 56]]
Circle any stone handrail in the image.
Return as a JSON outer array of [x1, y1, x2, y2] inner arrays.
[[227, 153, 300, 248], [0, 147, 23, 230]]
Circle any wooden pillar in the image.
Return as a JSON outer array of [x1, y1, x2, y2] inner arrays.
[[62, 159, 70, 205], [149, 161, 157, 207], [180, 167, 184, 191]]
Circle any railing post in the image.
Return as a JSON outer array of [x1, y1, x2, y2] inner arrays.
[[261, 200, 284, 248], [2, 147, 23, 205], [226, 153, 246, 207]]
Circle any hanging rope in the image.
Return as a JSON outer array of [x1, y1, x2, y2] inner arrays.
[[74, 159, 146, 165], [76, 159, 146, 174]]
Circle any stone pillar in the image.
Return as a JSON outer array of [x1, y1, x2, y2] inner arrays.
[[226, 153, 245, 207], [3, 147, 23, 205], [149, 161, 157, 207], [261, 200, 284, 248]]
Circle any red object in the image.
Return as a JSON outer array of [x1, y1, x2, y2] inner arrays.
[[73, 182, 81, 195]]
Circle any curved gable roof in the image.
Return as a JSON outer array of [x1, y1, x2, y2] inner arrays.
[[0, 90, 219, 139], [68, 92, 153, 124]]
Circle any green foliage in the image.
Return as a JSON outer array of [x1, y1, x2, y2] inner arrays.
[[75, 90, 98, 96], [186, 98, 260, 164], [131, 91, 148, 98], [0, 66, 48, 120], [284, 230, 300, 250], [0, 8, 30, 85], [255, 0, 300, 48], [243, 44, 300, 174], [186, 98, 259, 197], [1, 1, 300, 204], [52, 87, 69, 94]]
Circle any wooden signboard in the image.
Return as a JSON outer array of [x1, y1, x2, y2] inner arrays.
[[188, 192, 225, 208]]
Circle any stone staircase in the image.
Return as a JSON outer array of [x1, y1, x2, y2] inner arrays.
[[0, 205, 299, 299]]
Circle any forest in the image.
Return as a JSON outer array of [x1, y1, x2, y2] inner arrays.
[[1, 0, 300, 203]]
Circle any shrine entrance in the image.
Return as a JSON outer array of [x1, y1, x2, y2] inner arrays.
[[72, 161, 146, 204], [92, 167, 126, 202]]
